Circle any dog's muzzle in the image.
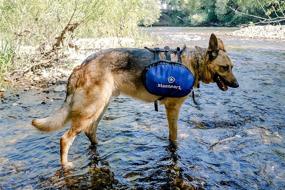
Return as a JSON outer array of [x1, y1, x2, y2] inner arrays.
[[214, 74, 239, 91]]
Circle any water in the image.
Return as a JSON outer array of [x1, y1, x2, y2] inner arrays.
[[1, 27, 285, 189]]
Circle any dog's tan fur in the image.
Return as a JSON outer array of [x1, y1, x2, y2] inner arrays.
[[32, 34, 238, 168]]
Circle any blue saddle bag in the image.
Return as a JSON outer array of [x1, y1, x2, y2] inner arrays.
[[143, 60, 195, 97]]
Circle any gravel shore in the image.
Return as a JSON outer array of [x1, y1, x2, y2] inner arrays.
[[232, 25, 285, 40]]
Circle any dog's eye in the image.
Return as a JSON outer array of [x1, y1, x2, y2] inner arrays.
[[221, 66, 229, 72]]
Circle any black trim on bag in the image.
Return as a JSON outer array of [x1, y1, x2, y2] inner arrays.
[[142, 60, 193, 98]]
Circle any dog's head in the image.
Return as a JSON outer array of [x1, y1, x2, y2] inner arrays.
[[206, 33, 239, 91]]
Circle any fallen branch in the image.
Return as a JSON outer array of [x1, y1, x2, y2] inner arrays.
[[209, 135, 241, 151], [22, 54, 55, 75], [254, 18, 285, 25], [51, 8, 79, 51], [24, 3, 81, 74]]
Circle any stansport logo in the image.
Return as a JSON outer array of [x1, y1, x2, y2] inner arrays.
[[157, 83, 182, 91], [168, 76, 175, 83]]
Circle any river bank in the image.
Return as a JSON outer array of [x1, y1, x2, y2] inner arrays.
[[232, 25, 285, 40]]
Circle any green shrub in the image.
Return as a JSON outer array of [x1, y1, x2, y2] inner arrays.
[[0, 0, 161, 47], [0, 40, 15, 87]]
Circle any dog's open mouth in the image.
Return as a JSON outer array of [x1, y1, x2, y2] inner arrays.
[[214, 74, 228, 91]]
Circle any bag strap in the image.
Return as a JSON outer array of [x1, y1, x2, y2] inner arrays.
[[144, 47, 168, 62], [144, 45, 186, 63], [163, 46, 171, 61], [176, 46, 186, 63]]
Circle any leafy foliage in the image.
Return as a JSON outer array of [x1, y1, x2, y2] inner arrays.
[[160, 0, 285, 26], [0, 0, 160, 45], [0, 0, 160, 85]]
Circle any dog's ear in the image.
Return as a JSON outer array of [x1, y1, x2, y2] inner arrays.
[[208, 33, 218, 51], [208, 33, 219, 60], [218, 38, 226, 52]]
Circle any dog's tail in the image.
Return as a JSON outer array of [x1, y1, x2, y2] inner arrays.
[[32, 63, 83, 132], [31, 95, 71, 132]]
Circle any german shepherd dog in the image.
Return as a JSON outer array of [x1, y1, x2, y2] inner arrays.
[[32, 34, 239, 168]]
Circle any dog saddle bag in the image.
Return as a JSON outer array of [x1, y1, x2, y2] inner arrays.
[[143, 60, 195, 97]]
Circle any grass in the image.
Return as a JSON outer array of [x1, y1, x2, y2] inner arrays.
[[0, 40, 15, 88]]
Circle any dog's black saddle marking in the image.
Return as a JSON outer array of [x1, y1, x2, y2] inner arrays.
[[144, 45, 187, 111]]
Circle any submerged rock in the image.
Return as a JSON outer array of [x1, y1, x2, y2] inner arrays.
[[53, 85, 66, 92]]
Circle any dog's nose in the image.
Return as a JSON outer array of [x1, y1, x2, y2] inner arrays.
[[231, 80, 239, 88]]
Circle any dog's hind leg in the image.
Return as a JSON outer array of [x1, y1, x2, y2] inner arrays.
[[84, 122, 99, 145], [60, 119, 87, 169], [60, 80, 114, 168], [84, 101, 110, 145]]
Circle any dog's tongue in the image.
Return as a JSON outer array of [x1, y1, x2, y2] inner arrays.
[[217, 76, 228, 91], [221, 82, 228, 91]]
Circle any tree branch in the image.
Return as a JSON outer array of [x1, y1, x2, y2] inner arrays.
[[277, 1, 285, 17], [228, 5, 285, 25], [228, 6, 267, 20], [256, 0, 271, 19]]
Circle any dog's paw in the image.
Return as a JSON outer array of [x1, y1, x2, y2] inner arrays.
[[62, 162, 74, 170]]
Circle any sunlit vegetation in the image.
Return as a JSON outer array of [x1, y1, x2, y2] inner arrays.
[[160, 0, 285, 26], [0, 0, 160, 87]]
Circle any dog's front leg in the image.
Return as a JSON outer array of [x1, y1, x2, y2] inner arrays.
[[164, 98, 186, 142]]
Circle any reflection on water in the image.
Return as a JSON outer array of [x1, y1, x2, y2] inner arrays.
[[0, 27, 285, 189]]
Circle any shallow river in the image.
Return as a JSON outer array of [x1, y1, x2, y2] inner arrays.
[[1, 27, 285, 189]]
